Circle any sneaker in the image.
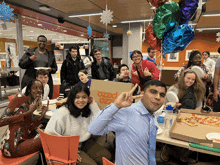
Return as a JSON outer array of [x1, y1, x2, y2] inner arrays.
[[160, 145, 170, 162]]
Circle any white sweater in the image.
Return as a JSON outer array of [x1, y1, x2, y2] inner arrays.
[[44, 103, 100, 143]]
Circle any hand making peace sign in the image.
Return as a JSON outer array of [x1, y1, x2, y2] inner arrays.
[[113, 84, 143, 109]]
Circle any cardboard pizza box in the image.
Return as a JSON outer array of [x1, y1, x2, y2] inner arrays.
[[169, 109, 220, 149]]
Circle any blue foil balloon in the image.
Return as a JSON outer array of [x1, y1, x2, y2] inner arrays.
[[162, 23, 195, 56], [179, 0, 199, 25]]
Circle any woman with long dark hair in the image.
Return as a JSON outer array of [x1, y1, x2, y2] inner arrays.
[[0, 79, 48, 158], [45, 84, 111, 165]]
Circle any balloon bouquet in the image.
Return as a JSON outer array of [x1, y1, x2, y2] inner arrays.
[[146, 0, 199, 79]]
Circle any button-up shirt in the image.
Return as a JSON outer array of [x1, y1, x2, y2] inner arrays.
[[88, 100, 158, 165]]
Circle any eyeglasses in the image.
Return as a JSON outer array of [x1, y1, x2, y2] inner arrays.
[[95, 53, 102, 56], [38, 40, 47, 44], [132, 55, 142, 59]]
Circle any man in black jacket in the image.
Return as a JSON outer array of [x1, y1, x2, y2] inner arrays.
[[19, 35, 57, 99], [91, 49, 116, 81]]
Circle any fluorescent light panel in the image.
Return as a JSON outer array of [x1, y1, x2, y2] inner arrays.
[[121, 19, 153, 23], [69, 11, 103, 18], [196, 27, 220, 30], [202, 13, 220, 17]]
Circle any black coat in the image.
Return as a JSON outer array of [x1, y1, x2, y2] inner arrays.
[[60, 54, 85, 85], [91, 58, 116, 81], [19, 47, 57, 99]]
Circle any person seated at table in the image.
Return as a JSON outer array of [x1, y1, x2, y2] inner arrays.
[[22, 69, 50, 101], [0, 79, 48, 158], [161, 69, 205, 163], [45, 84, 112, 165], [78, 69, 91, 89]]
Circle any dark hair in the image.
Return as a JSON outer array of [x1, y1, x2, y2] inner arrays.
[[24, 79, 44, 97], [218, 47, 220, 54], [143, 80, 167, 92], [130, 50, 142, 59], [147, 46, 155, 53], [79, 69, 88, 75], [37, 35, 47, 41], [64, 84, 91, 118], [202, 51, 210, 57], [36, 69, 49, 77], [68, 45, 81, 61], [186, 50, 201, 68], [93, 49, 102, 55], [118, 64, 129, 74]]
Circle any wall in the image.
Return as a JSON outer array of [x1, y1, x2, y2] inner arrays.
[[142, 32, 219, 67]]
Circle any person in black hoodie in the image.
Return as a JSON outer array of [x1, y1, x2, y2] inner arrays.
[[19, 35, 57, 99], [59, 45, 85, 99], [91, 49, 116, 81]]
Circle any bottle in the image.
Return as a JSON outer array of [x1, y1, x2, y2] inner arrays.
[[164, 104, 174, 137]]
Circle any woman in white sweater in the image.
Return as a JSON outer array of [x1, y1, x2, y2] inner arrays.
[[45, 84, 111, 165]]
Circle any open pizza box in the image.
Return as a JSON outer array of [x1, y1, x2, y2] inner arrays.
[[169, 108, 220, 149]]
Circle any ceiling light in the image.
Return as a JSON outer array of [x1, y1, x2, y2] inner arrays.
[[39, 5, 51, 11], [202, 13, 220, 17], [63, 30, 67, 32], [196, 27, 220, 31], [30, 31, 34, 32], [37, 24, 42, 26], [81, 34, 84, 36], [68, 11, 103, 18], [112, 25, 117, 28], [121, 18, 153, 23], [0, 33, 2, 35]]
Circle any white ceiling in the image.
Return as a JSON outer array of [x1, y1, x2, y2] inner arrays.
[[0, 20, 88, 43]]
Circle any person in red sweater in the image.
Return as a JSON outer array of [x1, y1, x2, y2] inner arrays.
[[131, 50, 160, 90]]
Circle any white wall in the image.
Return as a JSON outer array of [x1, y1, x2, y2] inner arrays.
[[112, 46, 123, 59]]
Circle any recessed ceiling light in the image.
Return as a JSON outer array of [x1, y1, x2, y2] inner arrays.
[[30, 31, 34, 32], [39, 5, 51, 11], [37, 24, 42, 26], [112, 25, 117, 28], [63, 30, 67, 32], [81, 34, 84, 36]]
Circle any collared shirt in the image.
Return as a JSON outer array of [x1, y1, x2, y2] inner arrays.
[[147, 57, 157, 66], [88, 100, 158, 165], [204, 57, 215, 77]]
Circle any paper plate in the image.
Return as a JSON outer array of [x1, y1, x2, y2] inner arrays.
[[206, 133, 220, 142], [166, 91, 179, 103], [34, 67, 50, 70], [157, 127, 163, 135], [191, 66, 205, 78], [42, 99, 57, 105]]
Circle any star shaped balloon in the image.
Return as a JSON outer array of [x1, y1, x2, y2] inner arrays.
[[0, 0, 14, 23], [87, 25, 92, 37], [216, 32, 220, 37], [100, 5, 113, 26], [216, 37, 220, 42]]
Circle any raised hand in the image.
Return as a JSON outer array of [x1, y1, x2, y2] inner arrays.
[[119, 72, 126, 79], [143, 68, 151, 77], [30, 52, 37, 61], [40, 100, 49, 120], [89, 96, 96, 105], [113, 84, 143, 109], [132, 71, 138, 76]]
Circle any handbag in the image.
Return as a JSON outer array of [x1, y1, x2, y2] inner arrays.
[[136, 66, 151, 86]]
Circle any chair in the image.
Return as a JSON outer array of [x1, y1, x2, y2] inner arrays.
[[102, 157, 115, 165], [8, 94, 16, 102], [0, 150, 42, 165], [38, 128, 80, 165]]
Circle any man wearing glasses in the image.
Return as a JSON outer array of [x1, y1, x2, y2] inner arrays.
[[19, 35, 57, 99], [91, 49, 116, 81], [131, 50, 160, 90]]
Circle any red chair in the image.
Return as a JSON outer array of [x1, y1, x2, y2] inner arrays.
[[8, 94, 16, 102], [102, 157, 115, 165], [0, 150, 42, 165], [38, 128, 79, 165]]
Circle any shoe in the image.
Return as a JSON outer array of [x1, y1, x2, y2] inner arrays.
[[160, 145, 170, 162]]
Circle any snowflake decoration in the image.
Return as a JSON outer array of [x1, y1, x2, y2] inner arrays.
[[0, 1, 14, 23], [217, 32, 220, 37], [104, 33, 110, 38], [100, 5, 113, 26], [216, 37, 220, 42], [87, 25, 92, 37]]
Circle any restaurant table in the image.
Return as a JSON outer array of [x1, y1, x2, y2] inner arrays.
[[157, 123, 220, 157]]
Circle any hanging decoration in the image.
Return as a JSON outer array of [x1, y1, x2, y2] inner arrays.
[[146, 22, 161, 51], [149, 0, 168, 8], [0, 0, 14, 23], [127, 23, 132, 36], [104, 33, 110, 38], [142, 21, 146, 42], [216, 32, 220, 42], [87, 15, 92, 37]]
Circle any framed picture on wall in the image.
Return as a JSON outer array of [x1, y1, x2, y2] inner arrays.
[[167, 53, 179, 62], [0, 52, 6, 60], [210, 52, 220, 62], [185, 50, 193, 61]]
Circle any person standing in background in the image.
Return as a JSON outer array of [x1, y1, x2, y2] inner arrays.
[[202, 51, 216, 77], [147, 47, 157, 66], [83, 49, 94, 79], [19, 35, 57, 99]]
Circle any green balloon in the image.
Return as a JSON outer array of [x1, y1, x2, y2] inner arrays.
[[153, 1, 180, 40]]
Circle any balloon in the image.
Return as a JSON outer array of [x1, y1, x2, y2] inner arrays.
[[153, 1, 180, 40], [179, 0, 199, 25], [145, 23, 162, 51], [162, 22, 195, 56], [149, 0, 168, 8]]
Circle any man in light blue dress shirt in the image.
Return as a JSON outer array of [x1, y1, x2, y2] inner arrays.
[[88, 80, 167, 165]]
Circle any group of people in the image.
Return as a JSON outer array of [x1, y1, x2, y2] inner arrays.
[[1, 34, 220, 165]]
